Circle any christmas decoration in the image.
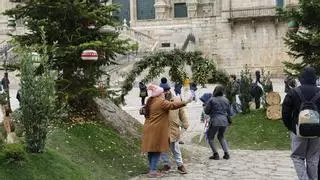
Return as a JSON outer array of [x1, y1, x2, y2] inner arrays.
[[288, 20, 299, 33], [81, 50, 98, 62], [117, 50, 224, 105]]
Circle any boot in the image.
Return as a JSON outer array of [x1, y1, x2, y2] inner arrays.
[[209, 153, 219, 160], [161, 164, 171, 173], [223, 152, 230, 160], [177, 165, 187, 174]]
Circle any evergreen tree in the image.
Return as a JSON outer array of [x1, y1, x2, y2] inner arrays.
[[281, 0, 320, 74], [19, 31, 57, 153], [4, 0, 131, 112]]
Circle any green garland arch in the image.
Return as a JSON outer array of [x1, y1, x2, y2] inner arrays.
[[115, 49, 227, 104]]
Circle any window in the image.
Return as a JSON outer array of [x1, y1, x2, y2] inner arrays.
[[174, 3, 188, 18], [113, 0, 131, 23], [276, 0, 284, 8], [137, 0, 155, 20], [161, 43, 171, 47]]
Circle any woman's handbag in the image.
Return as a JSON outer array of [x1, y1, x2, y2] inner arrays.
[[140, 91, 147, 97], [139, 106, 146, 115]]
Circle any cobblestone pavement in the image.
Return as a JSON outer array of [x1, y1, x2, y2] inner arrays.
[[124, 80, 298, 180]]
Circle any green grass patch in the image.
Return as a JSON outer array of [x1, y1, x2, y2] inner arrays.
[[0, 123, 147, 180], [193, 109, 291, 150]]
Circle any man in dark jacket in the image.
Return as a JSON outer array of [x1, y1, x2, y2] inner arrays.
[[282, 67, 320, 180]]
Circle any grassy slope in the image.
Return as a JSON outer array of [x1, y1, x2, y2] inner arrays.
[[193, 109, 291, 150], [0, 123, 147, 180]]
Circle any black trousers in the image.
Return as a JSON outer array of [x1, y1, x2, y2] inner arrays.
[[254, 96, 261, 109], [141, 97, 146, 105]]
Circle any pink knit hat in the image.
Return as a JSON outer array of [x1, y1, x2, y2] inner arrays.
[[148, 84, 164, 97]]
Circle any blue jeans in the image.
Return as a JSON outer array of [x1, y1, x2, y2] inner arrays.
[[161, 142, 183, 167], [148, 152, 161, 172]]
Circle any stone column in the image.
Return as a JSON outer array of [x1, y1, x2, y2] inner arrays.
[[187, 0, 198, 18], [130, 0, 137, 24], [155, 0, 170, 19], [215, 0, 222, 16]]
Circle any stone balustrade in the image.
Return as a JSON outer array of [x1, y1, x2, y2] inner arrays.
[[119, 26, 159, 52], [227, 6, 277, 20]]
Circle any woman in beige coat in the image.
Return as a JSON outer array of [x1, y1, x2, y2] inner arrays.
[[141, 84, 191, 178]]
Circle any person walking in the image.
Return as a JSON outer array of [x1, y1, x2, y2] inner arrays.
[[139, 81, 148, 105], [204, 85, 232, 160], [174, 82, 182, 97], [141, 84, 192, 178], [251, 70, 263, 109], [284, 75, 297, 93], [229, 75, 241, 115], [282, 67, 320, 180], [1, 72, 10, 91], [159, 81, 189, 174], [190, 82, 198, 101]]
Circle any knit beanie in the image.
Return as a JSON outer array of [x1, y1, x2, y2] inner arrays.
[[148, 84, 164, 97]]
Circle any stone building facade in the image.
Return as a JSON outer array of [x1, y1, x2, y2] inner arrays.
[[0, 0, 300, 76], [121, 0, 299, 76]]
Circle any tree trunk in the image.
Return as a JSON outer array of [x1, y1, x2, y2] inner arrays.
[[94, 98, 142, 140]]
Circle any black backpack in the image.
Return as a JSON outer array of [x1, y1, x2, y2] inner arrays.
[[294, 88, 320, 137], [250, 83, 263, 98]]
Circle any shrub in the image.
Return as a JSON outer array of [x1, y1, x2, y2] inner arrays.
[[239, 65, 253, 114], [0, 133, 5, 151], [3, 143, 26, 162], [208, 69, 229, 85]]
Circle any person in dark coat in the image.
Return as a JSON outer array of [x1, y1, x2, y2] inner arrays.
[[282, 67, 320, 180], [1, 72, 10, 91], [284, 75, 297, 93], [174, 82, 182, 97], [251, 70, 263, 109], [139, 81, 148, 105], [190, 82, 198, 101], [16, 89, 21, 103], [204, 85, 232, 160]]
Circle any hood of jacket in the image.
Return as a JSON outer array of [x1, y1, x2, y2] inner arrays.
[[299, 67, 317, 86]]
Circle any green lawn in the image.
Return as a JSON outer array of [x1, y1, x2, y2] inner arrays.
[[193, 109, 291, 150], [0, 123, 147, 180]]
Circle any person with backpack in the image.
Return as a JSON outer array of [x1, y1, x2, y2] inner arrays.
[[282, 67, 320, 180], [250, 70, 263, 109]]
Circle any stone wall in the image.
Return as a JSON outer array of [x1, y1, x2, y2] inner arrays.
[[0, 0, 26, 41], [129, 0, 299, 76]]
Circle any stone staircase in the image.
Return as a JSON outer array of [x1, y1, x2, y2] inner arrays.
[[117, 23, 159, 52], [0, 40, 18, 67], [102, 22, 160, 87]]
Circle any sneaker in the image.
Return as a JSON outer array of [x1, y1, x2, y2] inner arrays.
[[177, 165, 187, 174], [223, 152, 230, 160], [161, 164, 171, 172], [147, 171, 164, 178], [209, 153, 219, 160]]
